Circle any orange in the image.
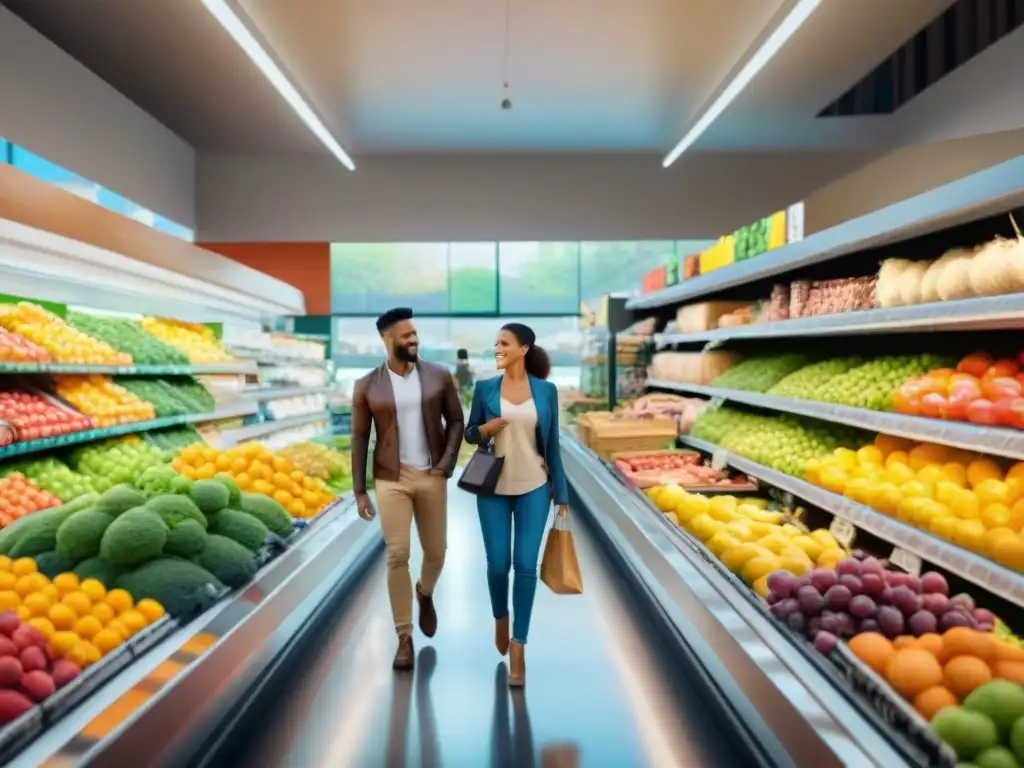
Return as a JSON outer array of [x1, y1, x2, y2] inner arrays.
[[916, 633, 944, 658], [994, 640, 1024, 663], [288, 499, 306, 518], [848, 633, 895, 675], [215, 454, 232, 471], [79, 579, 106, 603], [27, 617, 55, 638], [11, 557, 37, 577], [180, 465, 198, 480], [884, 649, 944, 699], [90, 603, 116, 625], [981, 503, 1013, 529], [13, 575, 36, 597], [289, 470, 305, 484], [271, 472, 291, 490], [73, 615, 103, 640], [893, 636, 919, 650], [1009, 499, 1024, 532], [992, 660, 1024, 685], [49, 603, 77, 629], [248, 461, 266, 478], [991, 534, 1024, 571], [0, 556, 10, 572], [107, 619, 130, 641], [975, 479, 1012, 508], [912, 685, 959, 720], [105, 589, 133, 614], [231, 457, 249, 474], [91, 628, 122, 656], [968, 458, 1003, 488], [16, 606, 29, 622], [196, 463, 216, 480], [271, 456, 293, 473], [119, 610, 146, 635], [943, 655, 992, 699], [62, 591, 92, 616], [0, 591, 20, 612], [52, 572, 80, 594], [252, 480, 274, 497], [941, 463, 969, 487], [301, 491, 320, 508], [233, 473, 252, 490], [201, 446, 219, 463], [23, 592, 51, 617], [135, 599, 165, 623], [48, 631, 79, 658], [941, 627, 995, 663]]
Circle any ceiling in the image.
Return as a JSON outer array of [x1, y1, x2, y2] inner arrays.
[[0, 0, 968, 156]]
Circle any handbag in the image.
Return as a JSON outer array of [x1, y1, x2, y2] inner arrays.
[[457, 439, 504, 496], [540, 514, 583, 595]]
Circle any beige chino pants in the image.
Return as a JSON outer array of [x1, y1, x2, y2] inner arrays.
[[375, 464, 448, 636]]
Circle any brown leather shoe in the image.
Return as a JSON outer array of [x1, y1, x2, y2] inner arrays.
[[393, 634, 414, 670], [416, 582, 437, 638], [508, 641, 525, 687], [495, 616, 510, 656]]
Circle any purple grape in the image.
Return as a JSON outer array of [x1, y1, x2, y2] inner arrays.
[[921, 593, 950, 616], [825, 584, 852, 611], [838, 574, 864, 596], [768, 571, 797, 599], [849, 595, 878, 619], [814, 631, 838, 654], [860, 557, 885, 576], [973, 608, 996, 625], [949, 593, 975, 612], [885, 570, 909, 588], [819, 612, 840, 635], [859, 618, 880, 633], [907, 610, 938, 636], [939, 611, 972, 631], [809, 568, 838, 593], [860, 573, 885, 596], [904, 575, 922, 594], [786, 612, 806, 633], [796, 585, 825, 615], [834, 612, 857, 638], [921, 572, 949, 596], [806, 617, 823, 637], [978, 622, 994, 632], [888, 585, 923, 615], [836, 558, 862, 577], [876, 605, 905, 638], [793, 575, 812, 591], [770, 598, 800, 619]]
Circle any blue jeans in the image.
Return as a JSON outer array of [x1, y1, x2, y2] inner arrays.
[[476, 483, 551, 644]]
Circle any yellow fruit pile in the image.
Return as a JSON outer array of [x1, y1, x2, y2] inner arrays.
[[0, 557, 165, 668], [805, 435, 1024, 572], [55, 375, 156, 427], [171, 441, 334, 518], [140, 318, 234, 363], [0, 302, 131, 365], [646, 485, 846, 595]]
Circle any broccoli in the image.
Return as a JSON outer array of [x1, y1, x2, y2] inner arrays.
[[135, 466, 179, 498], [209, 509, 268, 552], [99, 508, 168, 566], [194, 535, 257, 588]]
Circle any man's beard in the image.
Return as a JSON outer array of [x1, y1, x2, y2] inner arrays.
[[395, 345, 418, 363]]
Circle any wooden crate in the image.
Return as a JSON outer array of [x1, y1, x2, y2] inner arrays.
[[576, 410, 614, 448], [589, 416, 678, 460]]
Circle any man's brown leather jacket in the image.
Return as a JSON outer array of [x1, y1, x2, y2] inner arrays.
[[351, 361, 465, 494]]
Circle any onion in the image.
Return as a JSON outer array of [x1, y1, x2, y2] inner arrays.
[[936, 253, 978, 301], [921, 249, 971, 303], [876, 258, 915, 308], [969, 237, 1019, 296], [899, 261, 932, 306]]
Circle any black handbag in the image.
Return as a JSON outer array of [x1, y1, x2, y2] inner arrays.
[[457, 440, 504, 496]]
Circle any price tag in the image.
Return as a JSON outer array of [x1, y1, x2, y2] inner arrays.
[[829, 517, 857, 548], [786, 201, 805, 243], [711, 448, 729, 471], [890, 547, 922, 577], [702, 339, 725, 353], [707, 396, 725, 410]]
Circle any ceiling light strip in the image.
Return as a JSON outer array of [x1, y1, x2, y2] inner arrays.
[[200, 0, 356, 171], [662, 0, 823, 168]]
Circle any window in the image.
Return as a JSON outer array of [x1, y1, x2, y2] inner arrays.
[[330, 242, 449, 314], [580, 241, 675, 301], [497, 242, 580, 314], [448, 242, 498, 314]]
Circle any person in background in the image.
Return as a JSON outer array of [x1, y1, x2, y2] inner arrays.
[[351, 307, 464, 671], [454, 348, 475, 407], [464, 322, 568, 688]]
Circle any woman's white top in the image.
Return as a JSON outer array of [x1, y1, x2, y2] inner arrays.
[[494, 397, 548, 496]]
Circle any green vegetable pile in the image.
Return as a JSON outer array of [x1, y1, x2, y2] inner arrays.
[[66, 312, 190, 366], [113, 377, 215, 417], [144, 425, 203, 452], [733, 216, 771, 262], [0, 473, 295, 616], [711, 354, 814, 393]]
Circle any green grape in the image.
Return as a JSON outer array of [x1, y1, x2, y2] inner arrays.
[[809, 354, 957, 410], [711, 354, 814, 393], [768, 356, 865, 399]]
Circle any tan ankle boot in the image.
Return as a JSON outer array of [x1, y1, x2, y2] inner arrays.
[[508, 641, 525, 687], [495, 616, 510, 656]]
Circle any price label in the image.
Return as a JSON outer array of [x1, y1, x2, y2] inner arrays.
[[829, 517, 857, 548], [711, 448, 729, 471], [702, 339, 725, 353], [786, 201, 805, 243], [890, 547, 922, 577], [707, 396, 726, 410]]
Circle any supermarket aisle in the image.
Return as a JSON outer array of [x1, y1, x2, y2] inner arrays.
[[233, 483, 745, 767]]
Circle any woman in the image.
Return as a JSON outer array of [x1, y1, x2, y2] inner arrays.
[[464, 323, 568, 688]]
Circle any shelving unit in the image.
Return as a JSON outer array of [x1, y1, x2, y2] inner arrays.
[[216, 410, 329, 447]]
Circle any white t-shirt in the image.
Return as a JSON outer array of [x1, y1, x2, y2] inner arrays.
[[387, 366, 431, 470]]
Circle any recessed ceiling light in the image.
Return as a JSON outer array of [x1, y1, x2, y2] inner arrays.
[[662, 0, 823, 168], [201, 0, 355, 171]]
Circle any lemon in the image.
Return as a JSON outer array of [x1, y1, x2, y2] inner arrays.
[[91, 628, 123, 656], [78, 579, 106, 603], [119, 610, 146, 636], [73, 615, 103, 640], [104, 589, 134, 614], [49, 603, 78, 629], [11, 558, 37, 577], [52, 573, 80, 595], [22, 592, 51, 617], [49, 631, 80, 659]]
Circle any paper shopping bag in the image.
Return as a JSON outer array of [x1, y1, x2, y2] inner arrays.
[[540, 516, 583, 595]]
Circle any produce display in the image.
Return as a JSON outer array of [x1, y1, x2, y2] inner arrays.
[[263, 392, 327, 421], [0, 474, 61, 528], [65, 313, 189, 366], [171, 441, 335, 518], [0, 332, 51, 364], [895, 352, 1024, 428], [113, 376, 215, 418], [767, 356, 867, 399], [143, 426, 202, 452], [690, 405, 865, 477], [805, 435, 1024, 573], [2, 458, 99, 502], [54, 375, 156, 427], [732, 215, 773, 262], [139, 318, 235, 363], [68, 437, 168, 490], [0, 303, 131, 366], [710, 354, 813, 393], [275, 441, 353, 495], [613, 450, 754, 490], [615, 393, 708, 434], [0, 388, 93, 443]]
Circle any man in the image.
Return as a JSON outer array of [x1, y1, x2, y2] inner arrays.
[[351, 307, 464, 670], [454, 348, 474, 408]]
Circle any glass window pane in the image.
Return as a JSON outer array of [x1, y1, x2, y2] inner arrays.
[[331, 243, 449, 314], [448, 242, 497, 314], [498, 242, 580, 315], [580, 241, 676, 301]]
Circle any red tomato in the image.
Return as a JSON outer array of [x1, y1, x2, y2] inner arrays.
[[893, 386, 922, 415], [945, 390, 974, 421], [983, 376, 1023, 401], [967, 398, 999, 425], [920, 393, 948, 419], [995, 397, 1024, 430], [985, 359, 1020, 380], [958, 352, 994, 378]]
